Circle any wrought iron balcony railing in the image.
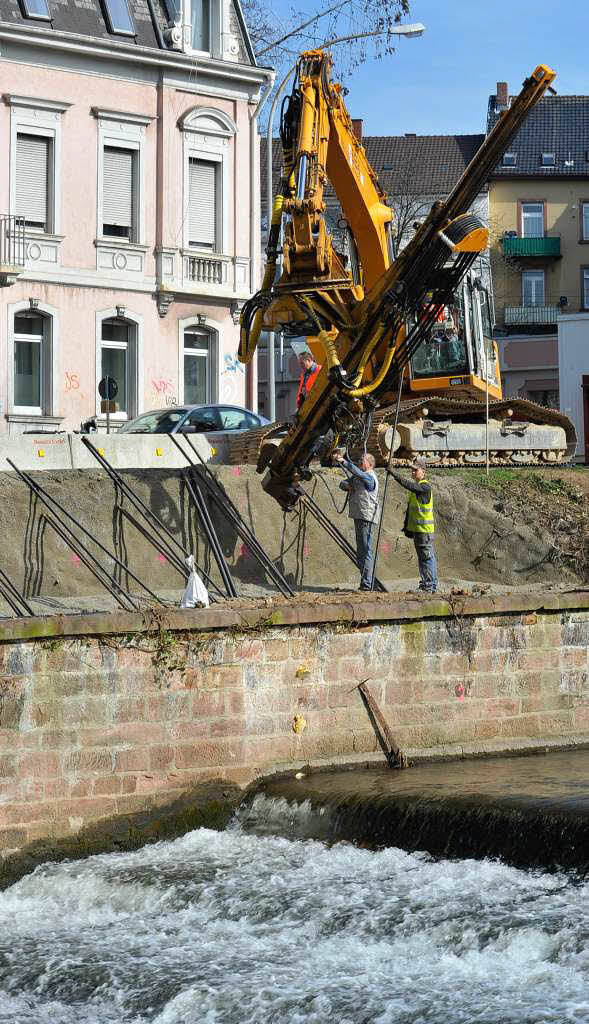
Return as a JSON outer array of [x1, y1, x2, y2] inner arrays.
[[0, 215, 25, 285]]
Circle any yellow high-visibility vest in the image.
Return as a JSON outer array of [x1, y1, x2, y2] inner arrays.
[[407, 479, 434, 534]]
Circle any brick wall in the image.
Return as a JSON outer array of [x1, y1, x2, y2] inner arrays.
[[1, 593, 589, 862]]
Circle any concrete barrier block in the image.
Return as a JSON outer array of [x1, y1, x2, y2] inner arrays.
[[70, 433, 213, 470], [0, 433, 73, 473]]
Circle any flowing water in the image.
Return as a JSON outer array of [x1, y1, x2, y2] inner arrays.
[[1, 790, 589, 1024]]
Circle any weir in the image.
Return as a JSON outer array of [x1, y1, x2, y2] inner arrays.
[[244, 749, 589, 873]]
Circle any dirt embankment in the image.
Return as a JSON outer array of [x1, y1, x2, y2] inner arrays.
[[0, 465, 586, 612]]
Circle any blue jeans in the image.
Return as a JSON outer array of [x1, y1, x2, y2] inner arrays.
[[354, 518, 375, 589], [413, 534, 437, 592]]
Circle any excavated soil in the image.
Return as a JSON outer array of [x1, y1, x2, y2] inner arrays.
[[0, 464, 587, 614]]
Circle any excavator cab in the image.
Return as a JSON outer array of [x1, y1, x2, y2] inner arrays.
[[408, 269, 502, 402]]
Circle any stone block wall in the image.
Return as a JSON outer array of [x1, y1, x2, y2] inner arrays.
[[1, 593, 589, 861]]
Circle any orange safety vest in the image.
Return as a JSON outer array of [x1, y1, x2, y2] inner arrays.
[[296, 363, 321, 408]]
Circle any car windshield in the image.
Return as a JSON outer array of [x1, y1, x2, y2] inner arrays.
[[118, 410, 186, 433]]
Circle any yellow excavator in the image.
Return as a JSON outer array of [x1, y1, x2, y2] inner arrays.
[[239, 51, 575, 510]]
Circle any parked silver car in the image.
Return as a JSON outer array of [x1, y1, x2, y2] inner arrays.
[[117, 404, 269, 436]]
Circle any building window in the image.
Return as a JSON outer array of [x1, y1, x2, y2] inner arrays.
[[19, 0, 51, 19], [93, 109, 153, 256], [541, 152, 555, 167], [100, 318, 137, 417], [583, 268, 589, 310], [582, 202, 589, 242], [102, 0, 135, 34], [191, 0, 210, 50], [13, 311, 51, 413], [522, 270, 545, 307], [7, 96, 70, 251], [15, 133, 52, 232], [180, 108, 236, 262], [188, 159, 218, 250], [502, 153, 516, 167], [521, 202, 544, 238], [184, 328, 212, 403], [102, 146, 136, 240]]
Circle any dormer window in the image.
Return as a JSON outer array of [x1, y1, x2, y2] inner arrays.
[[19, 0, 51, 19], [541, 152, 555, 167], [102, 0, 135, 35], [191, 0, 210, 51], [502, 152, 516, 166]]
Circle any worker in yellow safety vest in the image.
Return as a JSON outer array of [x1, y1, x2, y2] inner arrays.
[[388, 456, 437, 593]]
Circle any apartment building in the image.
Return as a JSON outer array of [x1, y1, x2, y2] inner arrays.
[[0, 0, 271, 433], [487, 82, 589, 412]]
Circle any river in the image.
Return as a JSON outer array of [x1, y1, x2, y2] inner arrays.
[[0, 791, 588, 1023]]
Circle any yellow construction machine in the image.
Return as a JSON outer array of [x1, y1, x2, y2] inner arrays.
[[239, 51, 575, 510]]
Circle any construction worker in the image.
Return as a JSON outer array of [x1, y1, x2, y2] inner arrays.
[[296, 351, 321, 411], [388, 457, 437, 593], [333, 452, 378, 590]]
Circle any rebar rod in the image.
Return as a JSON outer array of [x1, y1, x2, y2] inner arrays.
[[182, 471, 238, 598], [15, 465, 163, 605], [0, 567, 33, 616], [7, 458, 137, 611], [173, 435, 295, 598], [81, 438, 221, 598]]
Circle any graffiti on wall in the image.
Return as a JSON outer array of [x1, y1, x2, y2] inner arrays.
[[151, 377, 177, 407], [221, 353, 244, 402]]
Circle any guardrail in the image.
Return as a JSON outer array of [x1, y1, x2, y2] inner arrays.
[[504, 304, 560, 325], [502, 236, 561, 258]]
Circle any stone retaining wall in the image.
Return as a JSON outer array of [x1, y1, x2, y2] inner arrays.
[[1, 591, 589, 868]]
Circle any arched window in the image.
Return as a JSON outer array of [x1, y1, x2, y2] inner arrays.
[[96, 308, 143, 421], [14, 311, 45, 412], [180, 320, 218, 405], [8, 303, 58, 419]]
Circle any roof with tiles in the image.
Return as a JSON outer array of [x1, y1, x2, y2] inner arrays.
[[0, 0, 255, 62], [0, 0, 167, 49], [261, 131, 485, 212], [487, 92, 589, 178]]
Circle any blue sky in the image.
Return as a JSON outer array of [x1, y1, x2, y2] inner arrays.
[[268, 0, 589, 136]]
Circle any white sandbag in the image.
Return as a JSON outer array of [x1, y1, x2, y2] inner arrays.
[[180, 554, 209, 608]]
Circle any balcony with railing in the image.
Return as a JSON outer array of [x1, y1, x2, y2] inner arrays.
[[0, 215, 25, 285], [502, 235, 561, 259], [504, 299, 563, 326], [183, 252, 230, 287]]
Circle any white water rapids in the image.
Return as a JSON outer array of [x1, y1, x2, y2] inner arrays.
[[0, 796, 588, 1023]]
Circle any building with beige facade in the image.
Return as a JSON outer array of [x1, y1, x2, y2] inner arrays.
[[0, 0, 272, 434], [487, 82, 589, 414]]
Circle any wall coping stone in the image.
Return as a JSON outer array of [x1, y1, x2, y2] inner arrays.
[[2, 589, 589, 644]]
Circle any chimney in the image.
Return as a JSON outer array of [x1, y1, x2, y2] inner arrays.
[[351, 118, 363, 142], [496, 82, 509, 111]]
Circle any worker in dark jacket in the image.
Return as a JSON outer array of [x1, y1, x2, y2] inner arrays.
[[388, 457, 437, 593], [334, 452, 378, 590], [296, 351, 321, 410]]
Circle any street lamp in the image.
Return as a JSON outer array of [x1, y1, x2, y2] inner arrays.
[[263, 23, 425, 421]]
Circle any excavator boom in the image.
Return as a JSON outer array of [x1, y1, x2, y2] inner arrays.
[[240, 55, 557, 509]]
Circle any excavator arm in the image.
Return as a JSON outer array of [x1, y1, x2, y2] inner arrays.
[[240, 54, 556, 510]]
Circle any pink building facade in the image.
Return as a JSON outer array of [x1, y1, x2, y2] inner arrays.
[[0, 0, 272, 432]]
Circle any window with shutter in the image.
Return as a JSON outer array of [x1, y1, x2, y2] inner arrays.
[[16, 134, 50, 231], [103, 146, 135, 239], [188, 159, 217, 250]]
